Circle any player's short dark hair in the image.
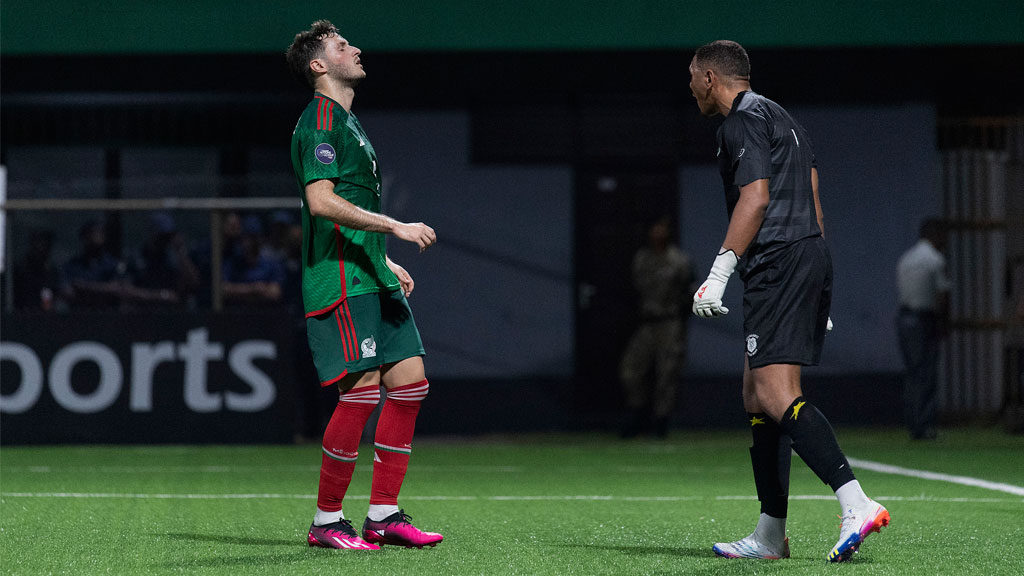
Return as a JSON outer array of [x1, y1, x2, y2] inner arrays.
[[286, 20, 339, 89], [695, 40, 751, 79]]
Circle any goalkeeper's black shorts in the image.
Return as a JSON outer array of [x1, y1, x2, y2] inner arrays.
[[741, 235, 832, 369]]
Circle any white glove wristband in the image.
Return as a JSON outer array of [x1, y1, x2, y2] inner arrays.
[[708, 249, 738, 284]]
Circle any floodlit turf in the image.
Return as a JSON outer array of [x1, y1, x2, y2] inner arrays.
[[2, 427, 1023, 575]]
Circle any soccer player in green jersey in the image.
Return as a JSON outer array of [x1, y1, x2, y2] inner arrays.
[[286, 20, 442, 551]]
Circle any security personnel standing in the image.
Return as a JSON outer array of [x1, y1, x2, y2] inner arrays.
[[619, 216, 695, 438], [896, 219, 951, 440]]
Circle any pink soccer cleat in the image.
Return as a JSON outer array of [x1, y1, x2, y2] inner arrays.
[[362, 510, 444, 548], [308, 519, 380, 550]]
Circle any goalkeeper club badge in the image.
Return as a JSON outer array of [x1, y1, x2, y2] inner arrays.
[[746, 334, 759, 356], [314, 143, 336, 164], [361, 336, 377, 358]]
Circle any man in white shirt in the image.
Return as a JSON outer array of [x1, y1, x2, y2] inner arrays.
[[896, 219, 951, 440]]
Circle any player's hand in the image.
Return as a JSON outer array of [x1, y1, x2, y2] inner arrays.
[[826, 316, 834, 332], [394, 222, 436, 252], [387, 259, 415, 297], [693, 249, 738, 318]]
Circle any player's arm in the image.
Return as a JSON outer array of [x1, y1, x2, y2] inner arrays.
[[693, 111, 772, 318], [811, 166, 834, 330], [692, 179, 768, 318], [811, 167, 825, 237], [722, 179, 769, 257], [305, 179, 436, 251], [386, 256, 415, 297]]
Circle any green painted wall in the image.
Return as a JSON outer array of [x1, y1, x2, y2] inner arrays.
[[2, 0, 1021, 55]]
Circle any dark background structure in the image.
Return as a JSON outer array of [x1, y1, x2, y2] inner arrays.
[[2, 1, 1023, 442]]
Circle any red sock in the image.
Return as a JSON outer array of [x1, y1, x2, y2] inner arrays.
[[316, 386, 380, 512], [370, 380, 429, 505]]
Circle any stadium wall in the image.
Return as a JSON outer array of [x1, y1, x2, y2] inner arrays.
[[3, 43, 1020, 441]]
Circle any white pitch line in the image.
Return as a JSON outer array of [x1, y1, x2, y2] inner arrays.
[[8, 465, 523, 474], [848, 458, 1024, 497], [0, 492, 315, 500], [1, 492, 1020, 504]]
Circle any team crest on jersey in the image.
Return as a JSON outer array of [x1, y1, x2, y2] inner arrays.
[[361, 336, 377, 358], [315, 143, 336, 164], [746, 334, 759, 356]]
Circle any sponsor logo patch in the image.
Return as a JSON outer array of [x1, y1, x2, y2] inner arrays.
[[315, 143, 336, 164], [746, 334, 759, 356]]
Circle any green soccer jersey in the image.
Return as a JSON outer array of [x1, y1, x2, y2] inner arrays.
[[291, 93, 399, 317]]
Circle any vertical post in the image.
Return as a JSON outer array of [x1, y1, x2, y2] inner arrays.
[[104, 148, 124, 258], [0, 165, 10, 313], [211, 210, 223, 312]]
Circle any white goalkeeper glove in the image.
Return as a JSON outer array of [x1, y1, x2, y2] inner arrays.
[[693, 249, 738, 318]]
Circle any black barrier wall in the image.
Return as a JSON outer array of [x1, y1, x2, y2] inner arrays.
[[0, 312, 295, 444]]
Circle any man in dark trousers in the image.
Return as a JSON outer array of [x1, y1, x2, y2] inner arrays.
[[896, 219, 950, 440]]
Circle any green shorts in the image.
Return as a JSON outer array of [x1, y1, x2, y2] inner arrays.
[[306, 289, 425, 387]]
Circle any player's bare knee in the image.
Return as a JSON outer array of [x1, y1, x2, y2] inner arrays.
[[337, 369, 381, 395], [750, 383, 786, 422], [382, 356, 426, 388], [741, 388, 762, 413]]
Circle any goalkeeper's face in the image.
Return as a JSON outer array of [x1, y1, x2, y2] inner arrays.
[[688, 56, 714, 117], [322, 34, 366, 85]]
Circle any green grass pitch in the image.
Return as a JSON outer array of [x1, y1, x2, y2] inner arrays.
[[2, 427, 1023, 575]]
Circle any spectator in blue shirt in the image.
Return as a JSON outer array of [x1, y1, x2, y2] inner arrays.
[[129, 212, 200, 308], [221, 214, 285, 307], [62, 220, 129, 309]]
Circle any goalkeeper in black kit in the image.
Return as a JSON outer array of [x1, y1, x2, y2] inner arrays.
[[687, 40, 889, 562]]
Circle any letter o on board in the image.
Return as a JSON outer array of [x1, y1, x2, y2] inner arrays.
[[49, 342, 123, 413], [0, 342, 44, 414]]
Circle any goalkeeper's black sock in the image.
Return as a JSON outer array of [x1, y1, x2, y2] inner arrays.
[[777, 397, 856, 492], [748, 413, 791, 519]]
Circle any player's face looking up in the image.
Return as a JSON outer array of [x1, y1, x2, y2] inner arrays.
[[688, 56, 714, 117], [318, 34, 366, 85]]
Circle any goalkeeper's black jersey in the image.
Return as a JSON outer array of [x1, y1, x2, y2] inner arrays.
[[716, 90, 822, 279]]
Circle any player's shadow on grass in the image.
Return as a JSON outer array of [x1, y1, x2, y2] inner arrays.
[[159, 532, 296, 547], [160, 552, 313, 570], [556, 543, 714, 559], [561, 543, 877, 565], [157, 534, 318, 570]]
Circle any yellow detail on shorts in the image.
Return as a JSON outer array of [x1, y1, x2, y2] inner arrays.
[[749, 416, 766, 426], [791, 401, 806, 420]]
